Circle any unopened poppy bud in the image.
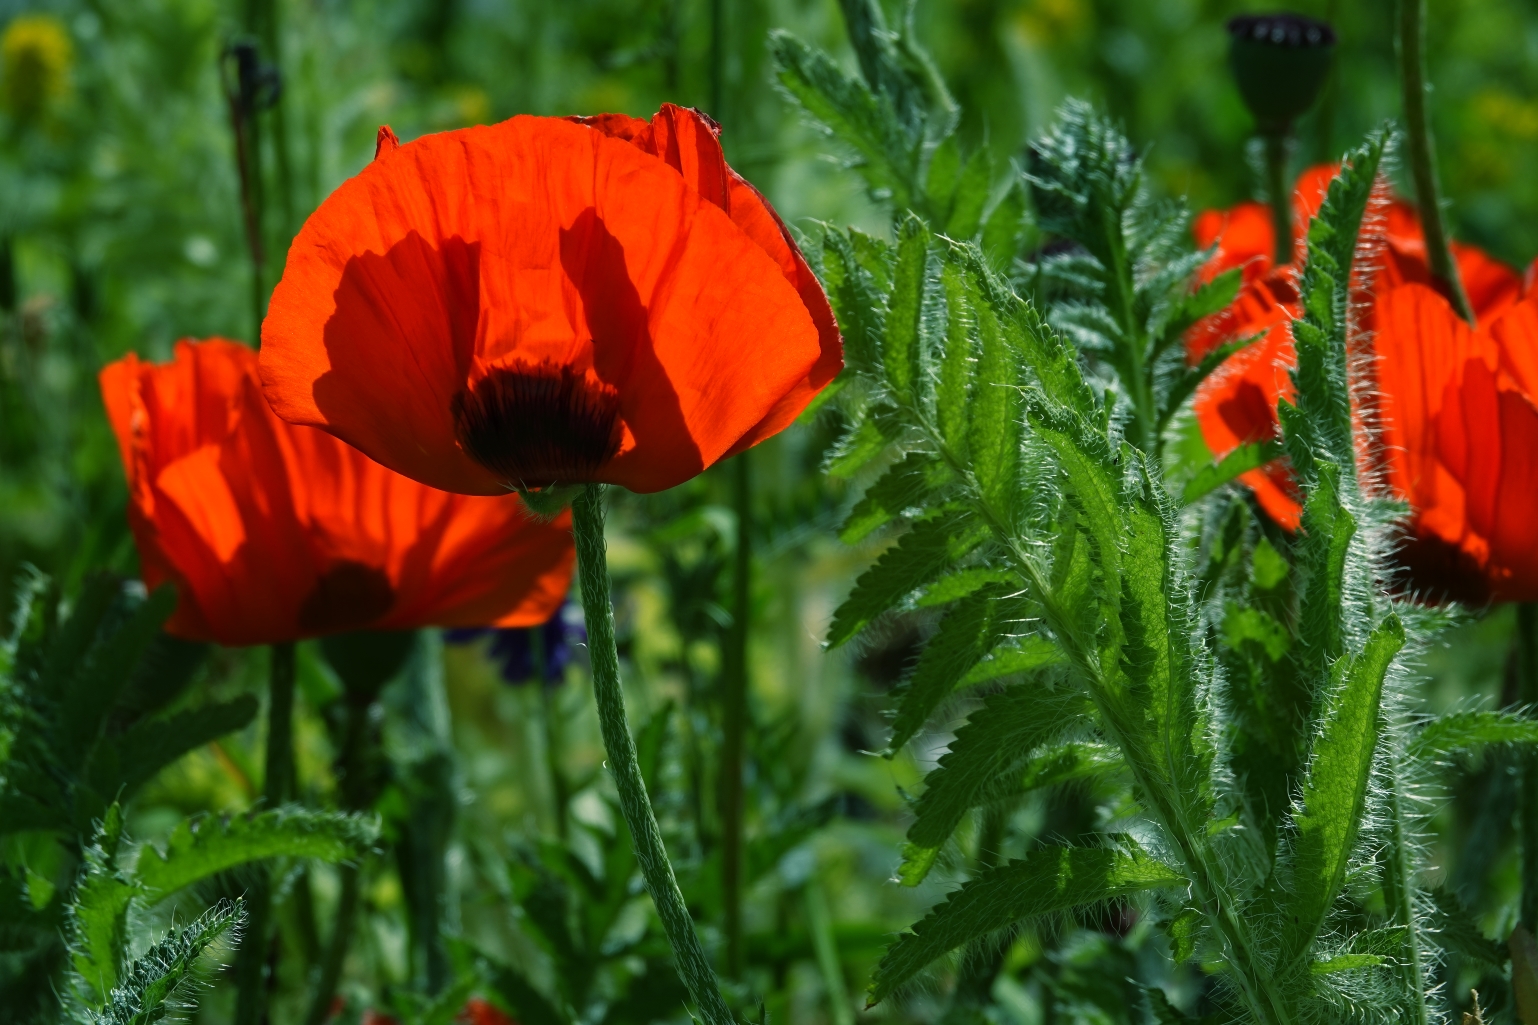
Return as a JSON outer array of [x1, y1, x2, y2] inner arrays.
[[1227, 12, 1336, 135]]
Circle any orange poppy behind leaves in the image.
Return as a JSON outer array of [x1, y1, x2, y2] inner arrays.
[[1377, 285, 1538, 601], [1187, 165, 1525, 531], [100, 338, 575, 646], [259, 104, 841, 497]]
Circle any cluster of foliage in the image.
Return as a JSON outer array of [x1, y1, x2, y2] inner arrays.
[[4, 1, 1538, 1024]]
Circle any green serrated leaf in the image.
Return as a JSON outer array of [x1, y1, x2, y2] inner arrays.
[[925, 134, 961, 225], [826, 512, 988, 649], [1017, 742, 1123, 793], [900, 686, 1082, 883], [946, 147, 993, 239], [769, 31, 918, 211], [1409, 710, 1538, 762], [1427, 886, 1506, 968], [967, 270, 1021, 519], [872, 845, 1181, 1003], [102, 695, 258, 800], [981, 180, 1027, 272], [1180, 441, 1284, 505], [821, 229, 887, 374], [1169, 908, 1200, 964], [58, 585, 177, 774], [885, 216, 930, 403], [1151, 268, 1242, 362], [825, 405, 898, 479], [1311, 953, 1384, 974], [1280, 129, 1390, 487], [936, 261, 975, 457], [840, 452, 950, 544], [70, 809, 139, 1006], [134, 807, 378, 901], [1280, 614, 1404, 966], [95, 899, 242, 1025], [958, 636, 1061, 686], [887, 586, 1034, 754], [915, 566, 1014, 608]]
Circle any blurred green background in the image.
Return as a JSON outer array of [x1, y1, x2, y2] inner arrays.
[[1, 0, 1535, 1022]]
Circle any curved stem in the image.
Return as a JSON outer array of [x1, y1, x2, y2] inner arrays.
[[1398, 0, 1472, 323], [572, 485, 736, 1025]]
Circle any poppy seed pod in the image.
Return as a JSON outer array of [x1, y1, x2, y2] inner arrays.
[[1226, 13, 1336, 134]]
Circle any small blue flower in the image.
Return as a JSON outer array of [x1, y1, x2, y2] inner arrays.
[[445, 600, 585, 686]]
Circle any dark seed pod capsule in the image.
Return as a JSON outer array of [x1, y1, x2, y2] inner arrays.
[[1227, 12, 1336, 135]]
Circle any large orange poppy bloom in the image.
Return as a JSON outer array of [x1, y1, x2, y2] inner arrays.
[[1187, 166, 1526, 531], [259, 104, 841, 496], [100, 338, 575, 646]]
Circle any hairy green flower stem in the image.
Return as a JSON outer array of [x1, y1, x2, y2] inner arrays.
[[1520, 604, 1538, 931], [234, 641, 295, 1025], [1397, 0, 1473, 324], [1263, 131, 1293, 268], [884, 355, 1296, 1025], [1384, 747, 1430, 1025], [1095, 206, 1158, 457], [720, 451, 751, 978], [572, 485, 737, 1025]]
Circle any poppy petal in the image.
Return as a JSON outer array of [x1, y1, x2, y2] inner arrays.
[[1373, 283, 1474, 508], [262, 116, 825, 494], [102, 339, 575, 645], [579, 103, 842, 456]]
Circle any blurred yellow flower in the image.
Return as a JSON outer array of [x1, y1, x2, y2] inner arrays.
[[1472, 89, 1538, 141], [1, 13, 72, 121]]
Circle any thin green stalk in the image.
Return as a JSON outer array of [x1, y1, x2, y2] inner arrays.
[[1099, 211, 1155, 455], [1397, 0, 1472, 323], [1263, 131, 1293, 268], [303, 692, 374, 1025], [1520, 604, 1538, 931], [720, 451, 751, 977], [571, 484, 736, 1025], [1385, 752, 1429, 1025], [234, 641, 295, 1025], [303, 862, 360, 1025], [805, 876, 854, 1025]]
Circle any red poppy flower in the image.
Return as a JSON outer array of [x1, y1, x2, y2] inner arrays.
[[1376, 284, 1538, 601], [457, 997, 517, 1025], [1187, 166, 1524, 531], [259, 104, 841, 496], [100, 338, 574, 646]]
